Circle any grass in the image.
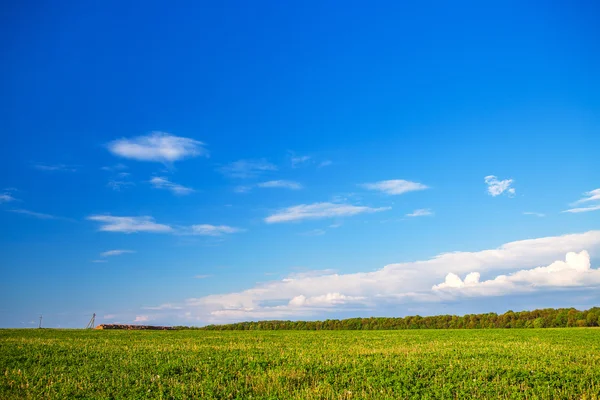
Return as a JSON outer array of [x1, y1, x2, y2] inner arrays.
[[1, 328, 600, 399]]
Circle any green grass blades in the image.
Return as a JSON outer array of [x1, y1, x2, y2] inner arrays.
[[1, 329, 600, 399]]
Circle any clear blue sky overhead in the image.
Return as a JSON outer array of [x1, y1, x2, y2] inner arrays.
[[1, 1, 599, 327]]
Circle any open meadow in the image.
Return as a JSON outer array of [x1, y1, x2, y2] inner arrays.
[[1, 328, 600, 399]]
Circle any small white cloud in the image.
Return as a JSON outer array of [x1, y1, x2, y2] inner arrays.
[[233, 185, 252, 194], [301, 229, 326, 236], [265, 202, 390, 223], [8, 209, 60, 219], [150, 177, 195, 195], [361, 179, 429, 195], [563, 205, 600, 214], [257, 180, 303, 190], [523, 212, 545, 217], [190, 224, 244, 236], [290, 155, 311, 168], [572, 188, 600, 205], [484, 175, 515, 197], [32, 163, 77, 172], [194, 274, 212, 279], [0, 193, 17, 203], [100, 249, 135, 257], [134, 315, 150, 323], [92, 259, 108, 263], [88, 215, 173, 233], [318, 160, 333, 168], [107, 132, 207, 163], [219, 159, 277, 179], [107, 180, 134, 191], [406, 208, 434, 217], [101, 164, 128, 172], [563, 189, 600, 213]]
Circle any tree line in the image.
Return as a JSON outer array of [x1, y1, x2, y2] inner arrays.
[[177, 307, 600, 330]]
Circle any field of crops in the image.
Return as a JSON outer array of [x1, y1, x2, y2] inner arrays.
[[1, 328, 599, 399]]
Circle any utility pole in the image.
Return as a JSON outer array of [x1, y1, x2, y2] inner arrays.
[[38, 315, 42, 329], [85, 313, 96, 329]]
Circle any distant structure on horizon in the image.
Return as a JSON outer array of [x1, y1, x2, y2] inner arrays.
[[95, 324, 174, 330]]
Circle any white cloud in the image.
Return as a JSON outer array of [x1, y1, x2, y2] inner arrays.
[[290, 155, 311, 168], [107, 132, 207, 163], [406, 208, 433, 217], [265, 202, 390, 223], [219, 159, 277, 179], [150, 177, 195, 195], [88, 215, 173, 233], [361, 180, 428, 195], [107, 180, 134, 191], [572, 188, 600, 205], [194, 275, 212, 279], [288, 293, 365, 307], [100, 249, 135, 257], [92, 259, 108, 263], [257, 180, 303, 190], [564, 189, 600, 213], [0, 194, 17, 203], [32, 163, 77, 172], [8, 209, 60, 219], [523, 212, 545, 217], [484, 175, 515, 197], [433, 250, 600, 296], [134, 315, 150, 323], [318, 160, 333, 168], [190, 224, 244, 236], [101, 164, 128, 172], [301, 229, 326, 236], [233, 185, 252, 194], [143, 230, 600, 323], [563, 205, 600, 214]]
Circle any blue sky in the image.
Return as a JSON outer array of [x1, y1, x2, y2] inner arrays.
[[1, 1, 599, 328]]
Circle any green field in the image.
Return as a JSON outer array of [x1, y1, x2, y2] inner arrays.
[[1, 329, 599, 399]]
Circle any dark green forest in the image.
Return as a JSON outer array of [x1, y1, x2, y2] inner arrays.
[[183, 307, 600, 331]]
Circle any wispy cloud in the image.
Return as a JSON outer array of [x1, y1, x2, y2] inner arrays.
[[318, 160, 333, 168], [107, 180, 134, 191], [233, 185, 253, 194], [484, 175, 515, 197], [572, 188, 600, 205], [194, 274, 212, 279], [523, 212, 545, 217], [257, 180, 303, 190], [0, 193, 17, 203], [563, 205, 600, 214], [150, 177, 195, 195], [107, 132, 207, 163], [361, 179, 428, 195], [406, 208, 434, 217], [92, 259, 108, 263], [219, 159, 277, 179], [88, 215, 174, 233], [265, 202, 390, 223], [301, 229, 326, 236], [101, 164, 128, 172], [134, 315, 150, 323], [8, 209, 60, 219], [290, 154, 311, 168], [190, 225, 244, 236], [563, 188, 600, 213], [87, 215, 244, 237], [32, 163, 78, 172], [100, 249, 135, 257]]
